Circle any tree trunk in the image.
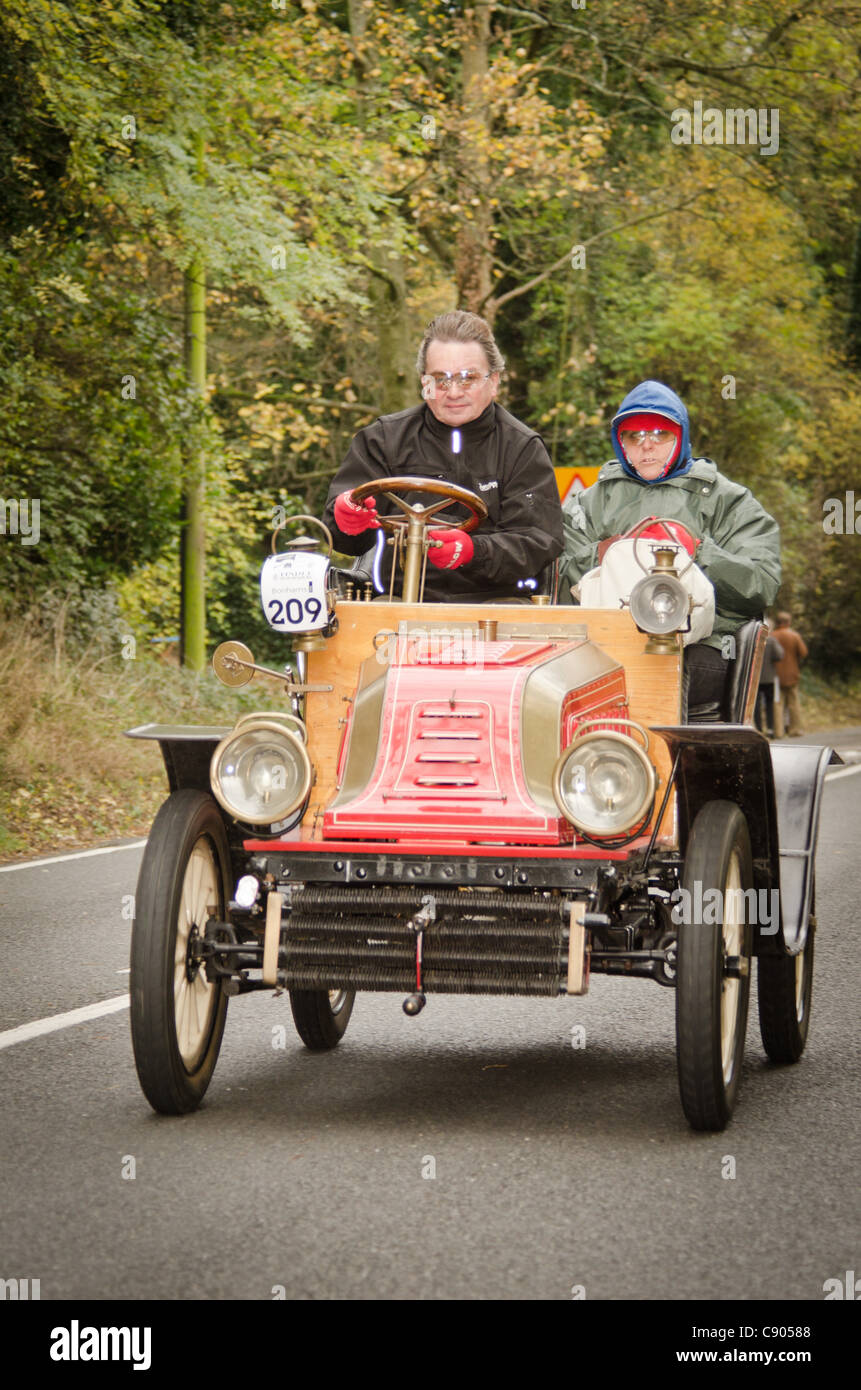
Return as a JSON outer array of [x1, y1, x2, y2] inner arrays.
[[375, 249, 415, 412], [349, 0, 416, 412], [456, 1, 493, 318], [180, 134, 207, 671], [848, 215, 861, 369]]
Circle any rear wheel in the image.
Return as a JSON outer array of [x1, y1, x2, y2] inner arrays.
[[130, 790, 230, 1114], [289, 988, 355, 1050], [676, 801, 753, 1131], [758, 880, 815, 1063]]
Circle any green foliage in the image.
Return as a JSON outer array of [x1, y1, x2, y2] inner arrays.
[[115, 452, 308, 664], [0, 602, 263, 860], [778, 389, 861, 673], [1, 0, 860, 673], [0, 0, 374, 631], [0, 232, 184, 597]]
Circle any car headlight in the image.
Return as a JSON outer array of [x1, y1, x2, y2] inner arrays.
[[210, 718, 312, 825], [629, 571, 690, 635], [552, 726, 656, 837]]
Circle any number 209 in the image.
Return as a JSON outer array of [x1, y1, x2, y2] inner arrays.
[[268, 596, 322, 627]]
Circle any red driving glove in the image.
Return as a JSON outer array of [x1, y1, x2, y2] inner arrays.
[[427, 528, 474, 570], [333, 491, 379, 536]]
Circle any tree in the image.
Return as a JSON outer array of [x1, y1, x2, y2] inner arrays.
[[0, 0, 371, 643]]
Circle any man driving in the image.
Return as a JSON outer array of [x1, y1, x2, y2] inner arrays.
[[323, 310, 563, 602]]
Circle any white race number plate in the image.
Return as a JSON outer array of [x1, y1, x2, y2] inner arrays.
[[260, 552, 329, 632]]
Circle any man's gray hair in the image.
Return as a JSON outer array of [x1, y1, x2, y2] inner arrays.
[[416, 310, 505, 375]]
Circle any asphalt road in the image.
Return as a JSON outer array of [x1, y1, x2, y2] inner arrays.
[[1, 731, 859, 1303]]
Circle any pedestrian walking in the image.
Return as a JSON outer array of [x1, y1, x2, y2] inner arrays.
[[774, 611, 809, 736]]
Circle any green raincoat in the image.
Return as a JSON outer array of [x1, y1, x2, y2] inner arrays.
[[560, 457, 781, 650]]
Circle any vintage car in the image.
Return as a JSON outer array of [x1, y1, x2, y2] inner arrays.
[[127, 478, 834, 1130]]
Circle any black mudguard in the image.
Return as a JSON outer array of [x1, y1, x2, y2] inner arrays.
[[653, 725, 837, 957], [125, 724, 249, 871], [125, 723, 231, 793]]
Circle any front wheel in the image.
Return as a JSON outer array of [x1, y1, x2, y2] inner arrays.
[[289, 989, 355, 1050], [130, 790, 231, 1114], [676, 801, 753, 1131], [758, 880, 815, 1063]]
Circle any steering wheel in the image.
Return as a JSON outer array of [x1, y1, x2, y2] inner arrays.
[[629, 516, 695, 579], [347, 476, 488, 603], [349, 476, 488, 535]]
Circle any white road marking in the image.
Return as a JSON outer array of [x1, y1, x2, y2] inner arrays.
[[0, 841, 147, 874], [826, 763, 861, 782], [0, 994, 130, 1051]]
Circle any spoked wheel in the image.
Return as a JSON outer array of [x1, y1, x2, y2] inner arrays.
[[676, 801, 753, 1131], [758, 878, 815, 1063], [289, 988, 355, 1050], [130, 790, 231, 1114]]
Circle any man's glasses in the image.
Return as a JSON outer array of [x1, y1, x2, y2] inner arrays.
[[422, 370, 493, 395], [619, 428, 676, 447]]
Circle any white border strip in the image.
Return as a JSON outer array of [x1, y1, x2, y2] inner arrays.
[[0, 841, 147, 874], [825, 763, 861, 782], [0, 994, 130, 1051]]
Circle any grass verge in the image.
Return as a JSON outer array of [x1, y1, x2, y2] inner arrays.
[[793, 668, 861, 734], [0, 612, 260, 861]]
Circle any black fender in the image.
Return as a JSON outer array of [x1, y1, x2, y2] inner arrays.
[[124, 723, 249, 871], [125, 723, 231, 793], [653, 725, 837, 956]]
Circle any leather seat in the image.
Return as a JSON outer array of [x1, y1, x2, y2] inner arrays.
[[722, 618, 765, 722], [686, 618, 765, 724]]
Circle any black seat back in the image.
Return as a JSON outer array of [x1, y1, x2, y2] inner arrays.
[[723, 618, 766, 723]]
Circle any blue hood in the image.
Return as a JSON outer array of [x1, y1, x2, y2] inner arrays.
[[611, 380, 693, 483]]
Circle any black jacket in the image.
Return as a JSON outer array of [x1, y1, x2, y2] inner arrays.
[[323, 402, 563, 602]]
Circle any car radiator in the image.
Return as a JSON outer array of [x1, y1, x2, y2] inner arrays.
[[282, 886, 566, 996]]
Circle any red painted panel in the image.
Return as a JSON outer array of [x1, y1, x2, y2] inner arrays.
[[324, 660, 563, 841], [320, 638, 610, 845], [242, 835, 651, 861]]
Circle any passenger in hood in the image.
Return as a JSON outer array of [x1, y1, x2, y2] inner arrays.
[[610, 380, 696, 483], [561, 381, 781, 715]]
